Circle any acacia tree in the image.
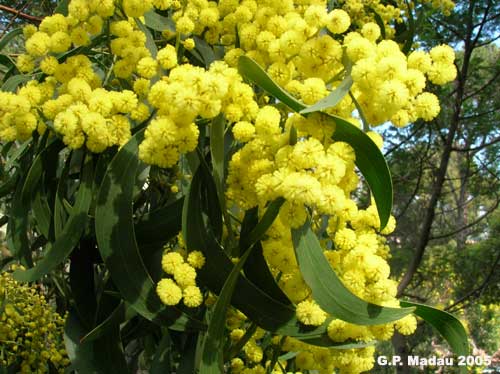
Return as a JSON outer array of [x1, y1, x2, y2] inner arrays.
[[0, 0, 471, 373]]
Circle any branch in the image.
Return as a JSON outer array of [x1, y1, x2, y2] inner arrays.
[[463, 69, 500, 101], [458, 107, 500, 121], [397, 7, 476, 296], [0, 4, 43, 24], [445, 250, 500, 312], [429, 195, 500, 240]]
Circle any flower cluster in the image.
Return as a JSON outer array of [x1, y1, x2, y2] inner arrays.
[[156, 234, 206, 308], [140, 62, 258, 167], [0, 269, 69, 373]]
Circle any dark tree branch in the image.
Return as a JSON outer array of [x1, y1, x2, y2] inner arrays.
[[430, 195, 500, 240], [445, 250, 500, 312], [0, 4, 43, 25], [397, 1, 477, 297]]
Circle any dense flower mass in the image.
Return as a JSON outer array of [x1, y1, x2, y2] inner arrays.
[[0, 0, 458, 372], [0, 269, 69, 373]]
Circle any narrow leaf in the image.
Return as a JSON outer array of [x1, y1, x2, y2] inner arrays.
[[300, 75, 353, 114], [210, 114, 225, 211], [1, 74, 32, 92], [0, 28, 22, 52], [144, 11, 175, 32], [135, 197, 184, 248], [193, 36, 215, 67], [238, 56, 305, 113], [95, 130, 204, 331], [292, 221, 414, 325], [199, 248, 253, 374], [135, 18, 158, 58], [64, 310, 128, 373], [330, 114, 392, 228], [150, 330, 173, 374], [240, 197, 285, 250], [401, 300, 469, 373], [80, 301, 136, 343], [13, 156, 93, 282]]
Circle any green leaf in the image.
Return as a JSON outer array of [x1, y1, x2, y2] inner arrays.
[[199, 248, 253, 374], [13, 156, 94, 282], [32, 188, 52, 239], [150, 330, 173, 374], [135, 197, 184, 249], [238, 56, 392, 229], [0, 55, 16, 71], [69, 240, 98, 328], [54, 0, 69, 16], [238, 56, 305, 113], [20, 139, 63, 205], [135, 18, 158, 58], [80, 301, 136, 343], [95, 130, 204, 331], [292, 221, 414, 325], [210, 114, 225, 210], [5, 140, 30, 171], [240, 197, 285, 251], [7, 179, 33, 267], [240, 203, 292, 306], [0, 171, 19, 199], [1, 74, 32, 92], [144, 10, 175, 32], [193, 36, 215, 67], [0, 28, 22, 52], [401, 301, 469, 373], [300, 75, 353, 114], [64, 310, 128, 373], [184, 165, 344, 345], [331, 114, 392, 228]]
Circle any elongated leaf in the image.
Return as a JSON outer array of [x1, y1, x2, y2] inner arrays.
[[210, 114, 225, 210], [54, 0, 69, 16], [238, 56, 305, 113], [184, 165, 340, 344], [135, 19, 158, 58], [21, 139, 63, 205], [330, 114, 392, 228], [1, 74, 31, 92], [0, 28, 22, 52], [80, 301, 136, 343], [69, 240, 97, 328], [144, 10, 175, 32], [300, 75, 353, 114], [193, 36, 215, 67], [5, 140, 30, 170], [32, 188, 52, 239], [150, 330, 173, 374], [240, 205, 292, 306], [95, 130, 204, 331], [0, 55, 16, 71], [292, 221, 414, 325], [238, 56, 392, 228], [13, 157, 93, 282], [7, 180, 32, 267], [135, 197, 184, 248], [240, 197, 285, 250], [200, 248, 253, 374], [401, 301, 468, 373], [64, 310, 128, 373]]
